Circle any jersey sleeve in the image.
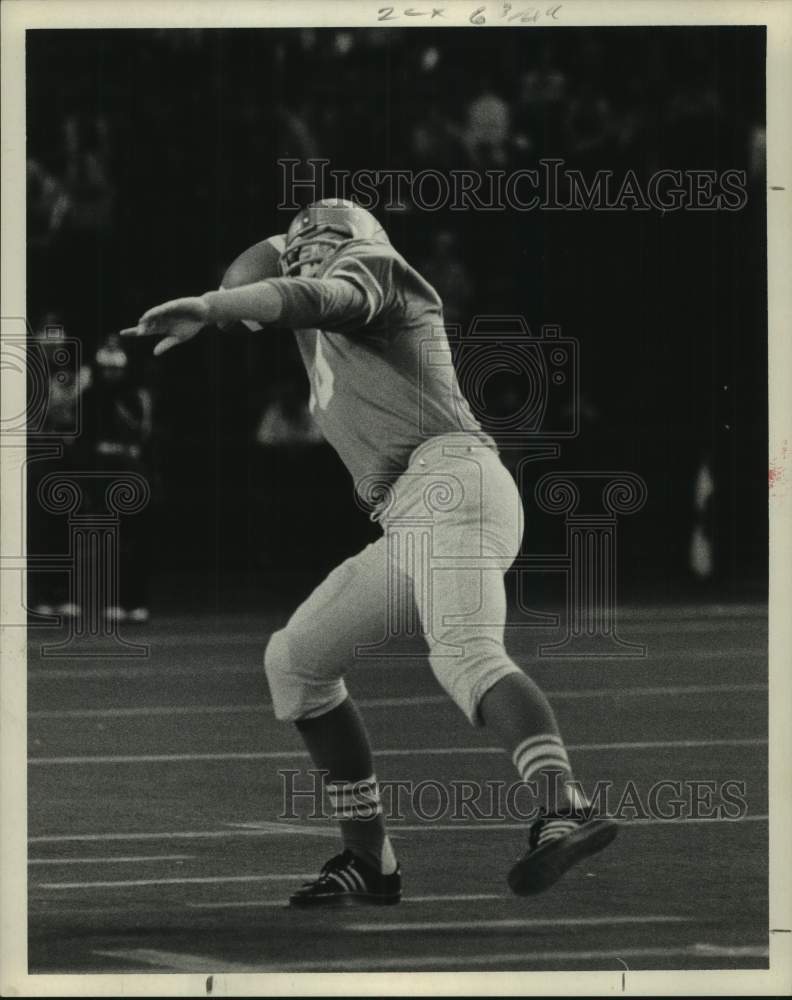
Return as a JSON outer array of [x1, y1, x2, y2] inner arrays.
[[271, 274, 374, 333], [322, 255, 388, 326], [271, 247, 404, 335]]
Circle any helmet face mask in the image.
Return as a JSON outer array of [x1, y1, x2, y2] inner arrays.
[[283, 223, 353, 277], [281, 199, 388, 277]]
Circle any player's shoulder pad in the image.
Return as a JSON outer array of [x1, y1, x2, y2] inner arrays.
[[221, 234, 286, 290], [322, 245, 395, 325]]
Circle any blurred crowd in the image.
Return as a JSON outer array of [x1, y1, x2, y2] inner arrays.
[[25, 27, 767, 597], [27, 326, 152, 621], [27, 27, 764, 342]]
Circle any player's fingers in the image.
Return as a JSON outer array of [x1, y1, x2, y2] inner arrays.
[[141, 297, 200, 323], [140, 305, 173, 325], [152, 335, 183, 357], [122, 319, 165, 338]]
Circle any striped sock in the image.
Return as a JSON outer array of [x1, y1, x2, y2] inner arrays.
[[534, 815, 582, 847], [327, 774, 383, 820], [327, 774, 397, 875], [512, 733, 585, 814], [295, 698, 397, 875]]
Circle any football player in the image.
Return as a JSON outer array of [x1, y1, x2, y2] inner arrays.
[[122, 199, 617, 906]]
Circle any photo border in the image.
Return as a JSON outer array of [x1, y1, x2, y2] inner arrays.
[[2, 1, 790, 995]]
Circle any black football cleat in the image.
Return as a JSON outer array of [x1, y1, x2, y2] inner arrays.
[[508, 811, 618, 896], [290, 849, 402, 907]]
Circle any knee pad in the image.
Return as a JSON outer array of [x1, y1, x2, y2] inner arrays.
[[263, 627, 348, 723]]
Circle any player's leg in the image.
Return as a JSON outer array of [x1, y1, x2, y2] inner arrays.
[[263, 539, 400, 905], [393, 438, 616, 893], [395, 441, 577, 803]]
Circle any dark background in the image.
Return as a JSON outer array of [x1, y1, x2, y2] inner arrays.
[[26, 26, 767, 612]]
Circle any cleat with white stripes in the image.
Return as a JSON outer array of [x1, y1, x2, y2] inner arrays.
[[508, 811, 618, 896], [289, 849, 401, 907]]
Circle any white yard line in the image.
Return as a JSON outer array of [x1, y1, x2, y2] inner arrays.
[[259, 943, 769, 971], [38, 873, 311, 890], [347, 915, 693, 932], [187, 892, 503, 909], [283, 943, 770, 970], [691, 943, 772, 957], [28, 828, 363, 844], [27, 736, 767, 766], [28, 664, 262, 682], [28, 813, 768, 848], [91, 943, 768, 973], [92, 948, 263, 973], [28, 854, 193, 865], [27, 645, 767, 682], [235, 814, 770, 834], [27, 683, 767, 720]]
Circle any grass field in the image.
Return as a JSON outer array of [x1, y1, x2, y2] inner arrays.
[[27, 602, 769, 974]]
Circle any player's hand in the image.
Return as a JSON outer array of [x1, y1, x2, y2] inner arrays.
[[121, 296, 210, 356]]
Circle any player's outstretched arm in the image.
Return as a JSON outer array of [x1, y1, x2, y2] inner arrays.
[[122, 234, 289, 355], [122, 274, 371, 356], [121, 282, 286, 356]]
